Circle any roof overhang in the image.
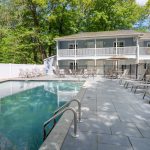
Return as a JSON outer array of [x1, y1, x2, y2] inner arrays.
[[55, 35, 142, 41], [55, 30, 143, 41]]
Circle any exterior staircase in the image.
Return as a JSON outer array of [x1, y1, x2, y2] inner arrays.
[[44, 55, 56, 75]]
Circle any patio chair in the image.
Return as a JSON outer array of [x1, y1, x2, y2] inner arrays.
[[73, 69, 83, 78], [107, 69, 118, 79], [52, 67, 60, 77], [131, 81, 150, 94], [18, 69, 27, 78], [91, 68, 97, 77], [123, 69, 147, 89], [30, 68, 40, 77], [68, 69, 73, 75], [118, 69, 129, 84], [130, 74, 150, 93], [143, 87, 150, 103], [59, 69, 65, 78], [40, 68, 47, 76], [25, 69, 35, 78], [96, 69, 101, 75], [76, 69, 82, 75], [82, 69, 89, 78]]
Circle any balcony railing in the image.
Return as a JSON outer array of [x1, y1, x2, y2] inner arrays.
[[76, 48, 95, 57], [58, 49, 75, 57], [117, 47, 136, 55], [57, 46, 149, 58], [139, 47, 150, 55], [96, 47, 116, 56]]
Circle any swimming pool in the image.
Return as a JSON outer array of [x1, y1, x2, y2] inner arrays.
[[0, 80, 83, 150]]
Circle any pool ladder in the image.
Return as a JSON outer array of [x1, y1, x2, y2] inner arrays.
[[43, 99, 81, 141]]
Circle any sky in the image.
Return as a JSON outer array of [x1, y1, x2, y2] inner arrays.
[[136, 0, 148, 6]]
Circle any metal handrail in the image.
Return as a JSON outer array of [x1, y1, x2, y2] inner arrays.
[[54, 98, 81, 122], [43, 107, 78, 141]]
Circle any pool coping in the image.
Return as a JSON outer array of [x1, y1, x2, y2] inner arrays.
[[0, 78, 86, 83], [39, 85, 86, 150]]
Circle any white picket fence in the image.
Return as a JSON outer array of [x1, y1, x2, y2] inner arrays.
[[0, 63, 44, 79]]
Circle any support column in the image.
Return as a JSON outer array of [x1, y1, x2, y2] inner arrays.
[[94, 39, 97, 68], [136, 38, 139, 79], [75, 40, 77, 73], [115, 60, 118, 71], [136, 38, 139, 64], [115, 37, 118, 71], [136, 64, 138, 79], [56, 41, 59, 66], [94, 60, 97, 67], [115, 37, 118, 55]]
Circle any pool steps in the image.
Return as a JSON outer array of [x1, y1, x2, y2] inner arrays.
[[43, 99, 81, 141]]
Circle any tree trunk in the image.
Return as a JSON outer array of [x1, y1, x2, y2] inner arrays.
[[33, 49, 38, 62], [28, 0, 47, 62]]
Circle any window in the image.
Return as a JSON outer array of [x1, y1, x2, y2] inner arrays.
[[147, 42, 150, 47], [68, 43, 77, 49], [97, 41, 103, 48], [114, 41, 125, 47], [87, 41, 94, 48]]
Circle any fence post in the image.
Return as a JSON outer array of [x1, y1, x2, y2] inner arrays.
[[136, 64, 138, 79], [129, 64, 131, 78], [9, 63, 12, 78], [121, 65, 123, 72], [104, 64, 105, 77]]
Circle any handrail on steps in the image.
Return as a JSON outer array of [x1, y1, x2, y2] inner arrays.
[[43, 107, 78, 141], [54, 98, 81, 122], [46, 98, 81, 139]]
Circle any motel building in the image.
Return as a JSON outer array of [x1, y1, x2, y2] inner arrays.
[[44, 30, 150, 76]]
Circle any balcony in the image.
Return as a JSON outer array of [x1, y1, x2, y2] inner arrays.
[[58, 46, 139, 60], [139, 47, 150, 60]]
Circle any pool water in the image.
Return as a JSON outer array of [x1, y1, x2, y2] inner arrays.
[[0, 81, 83, 150]]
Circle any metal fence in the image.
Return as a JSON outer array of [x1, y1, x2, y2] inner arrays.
[[58, 63, 150, 79]]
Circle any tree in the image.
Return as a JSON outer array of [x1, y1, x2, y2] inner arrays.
[[0, 0, 148, 64], [85, 0, 144, 31]]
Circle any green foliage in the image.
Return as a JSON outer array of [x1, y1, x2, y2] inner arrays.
[[0, 0, 148, 64]]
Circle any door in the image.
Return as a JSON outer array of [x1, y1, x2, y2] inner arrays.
[[69, 62, 78, 70]]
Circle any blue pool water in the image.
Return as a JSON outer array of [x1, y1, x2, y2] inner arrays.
[[0, 81, 83, 150]]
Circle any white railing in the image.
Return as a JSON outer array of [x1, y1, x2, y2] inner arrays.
[[58, 49, 75, 57], [58, 46, 138, 58], [96, 47, 116, 56], [139, 47, 150, 55], [117, 46, 136, 55], [76, 48, 95, 57]]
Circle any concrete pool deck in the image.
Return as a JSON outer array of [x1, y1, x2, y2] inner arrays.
[[60, 78, 150, 150]]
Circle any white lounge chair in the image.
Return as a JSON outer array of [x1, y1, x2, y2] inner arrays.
[[82, 69, 89, 78], [68, 69, 73, 75], [119, 69, 129, 84], [59, 69, 65, 77], [143, 87, 150, 102], [123, 69, 146, 89], [19, 69, 27, 78]]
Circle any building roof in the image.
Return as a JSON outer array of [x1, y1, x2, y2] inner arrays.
[[140, 32, 150, 40], [55, 30, 144, 41]]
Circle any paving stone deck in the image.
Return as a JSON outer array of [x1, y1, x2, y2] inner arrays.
[[61, 78, 150, 150]]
